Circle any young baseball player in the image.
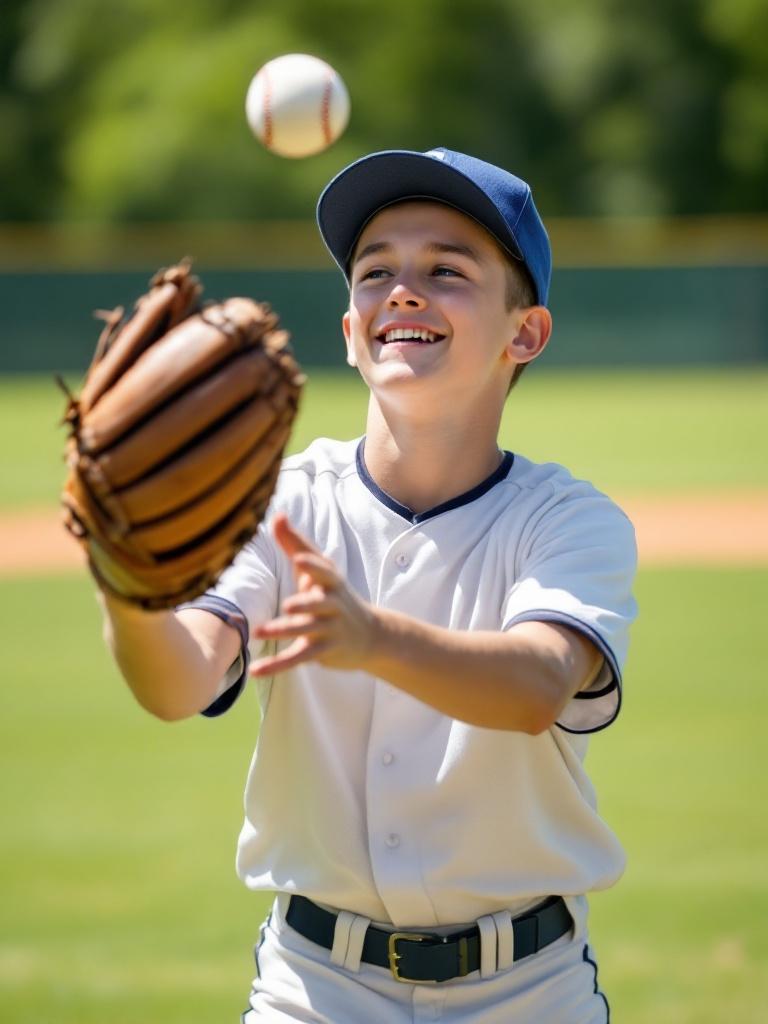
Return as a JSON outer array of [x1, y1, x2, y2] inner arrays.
[[100, 147, 637, 1022]]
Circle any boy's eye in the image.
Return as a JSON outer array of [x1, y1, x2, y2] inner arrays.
[[433, 266, 463, 277], [359, 267, 391, 281]]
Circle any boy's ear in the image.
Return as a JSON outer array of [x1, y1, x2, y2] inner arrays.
[[342, 311, 357, 367], [505, 307, 552, 365]]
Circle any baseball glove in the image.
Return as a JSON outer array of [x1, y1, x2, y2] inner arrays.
[[60, 260, 304, 610]]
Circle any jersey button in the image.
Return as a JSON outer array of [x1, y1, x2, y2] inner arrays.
[[395, 553, 410, 569], [382, 751, 394, 766], [385, 833, 400, 848]]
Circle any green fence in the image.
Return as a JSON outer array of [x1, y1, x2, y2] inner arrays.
[[2, 265, 766, 373]]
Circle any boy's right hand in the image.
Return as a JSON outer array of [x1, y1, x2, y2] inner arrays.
[[249, 515, 380, 677]]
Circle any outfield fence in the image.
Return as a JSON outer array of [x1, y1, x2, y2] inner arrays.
[[1, 218, 766, 372]]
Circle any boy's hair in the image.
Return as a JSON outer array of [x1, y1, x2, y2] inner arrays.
[[501, 254, 537, 392]]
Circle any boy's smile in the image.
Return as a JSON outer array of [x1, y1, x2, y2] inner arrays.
[[375, 321, 445, 346]]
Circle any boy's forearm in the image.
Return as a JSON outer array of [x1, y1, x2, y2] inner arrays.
[[364, 609, 599, 734], [99, 592, 237, 721]]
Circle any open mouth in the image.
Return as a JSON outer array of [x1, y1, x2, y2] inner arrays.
[[376, 327, 445, 344]]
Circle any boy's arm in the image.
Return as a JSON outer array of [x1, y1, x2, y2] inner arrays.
[[250, 516, 602, 734], [362, 615, 600, 735], [100, 591, 242, 721]]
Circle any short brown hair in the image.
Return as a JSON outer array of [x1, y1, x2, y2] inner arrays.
[[502, 257, 537, 391]]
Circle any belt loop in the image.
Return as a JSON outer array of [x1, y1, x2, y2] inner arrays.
[[476, 915, 498, 979], [492, 910, 515, 971], [274, 891, 291, 927], [343, 914, 371, 972], [330, 909, 371, 972], [330, 910, 355, 967]]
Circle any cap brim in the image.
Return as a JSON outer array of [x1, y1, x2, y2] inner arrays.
[[316, 150, 524, 277]]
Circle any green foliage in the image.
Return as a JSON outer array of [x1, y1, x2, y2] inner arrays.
[[1, 0, 766, 220]]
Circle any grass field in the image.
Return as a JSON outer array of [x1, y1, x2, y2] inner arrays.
[[1, 367, 768, 508], [1, 369, 767, 1022], [2, 570, 766, 1023]]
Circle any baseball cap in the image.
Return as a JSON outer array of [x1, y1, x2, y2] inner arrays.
[[316, 147, 551, 307]]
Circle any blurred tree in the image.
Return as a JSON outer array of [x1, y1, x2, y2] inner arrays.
[[0, 0, 765, 221]]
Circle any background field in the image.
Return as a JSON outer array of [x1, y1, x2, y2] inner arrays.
[[1, 369, 767, 1023], [2, 366, 768, 509]]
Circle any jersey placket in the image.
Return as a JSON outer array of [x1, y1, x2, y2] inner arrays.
[[364, 526, 438, 927]]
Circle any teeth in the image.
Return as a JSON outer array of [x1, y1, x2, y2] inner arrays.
[[383, 327, 439, 343]]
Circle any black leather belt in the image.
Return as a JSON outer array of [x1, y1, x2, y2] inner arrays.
[[285, 894, 572, 984]]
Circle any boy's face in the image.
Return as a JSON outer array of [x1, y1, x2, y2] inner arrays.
[[342, 201, 542, 410]]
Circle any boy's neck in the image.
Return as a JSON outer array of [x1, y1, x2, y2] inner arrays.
[[363, 398, 506, 515]]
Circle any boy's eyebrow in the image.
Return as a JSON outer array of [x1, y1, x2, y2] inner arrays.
[[352, 240, 486, 265], [353, 241, 390, 264]]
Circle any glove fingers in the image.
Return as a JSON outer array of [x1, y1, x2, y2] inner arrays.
[[84, 470, 279, 610], [63, 466, 148, 560], [78, 299, 277, 453], [64, 409, 288, 577], [127, 409, 294, 552], [79, 272, 200, 415], [83, 351, 280, 489], [97, 378, 294, 522]]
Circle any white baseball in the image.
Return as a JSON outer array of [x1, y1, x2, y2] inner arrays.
[[245, 54, 350, 159]]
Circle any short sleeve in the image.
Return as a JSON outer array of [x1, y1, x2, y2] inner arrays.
[[179, 522, 281, 717], [502, 487, 638, 734]]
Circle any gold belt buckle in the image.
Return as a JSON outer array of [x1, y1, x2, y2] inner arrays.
[[388, 932, 433, 983], [387, 931, 470, 983]]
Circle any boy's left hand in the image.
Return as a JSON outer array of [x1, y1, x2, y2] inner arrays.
[[249, 514, 378, 676]]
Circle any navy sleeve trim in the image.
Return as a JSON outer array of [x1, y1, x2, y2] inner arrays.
[[177, 595, 250, 718], [503, 609, 622, 734]]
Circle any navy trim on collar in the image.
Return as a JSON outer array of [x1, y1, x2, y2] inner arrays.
[[355, 438, 514, 524]]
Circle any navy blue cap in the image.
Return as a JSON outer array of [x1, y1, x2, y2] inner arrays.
[[316, 147, 552, 306]]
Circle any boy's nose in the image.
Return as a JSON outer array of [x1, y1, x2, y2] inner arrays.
[[386, 281, 427, 310]]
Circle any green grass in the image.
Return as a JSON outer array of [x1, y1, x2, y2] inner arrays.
[[587, 567, 768, 1022], [0, 575, 268, 1023], [1, 568, 766, 1022], [1, 366, 766, 1020], [1, 367, 767, 509]]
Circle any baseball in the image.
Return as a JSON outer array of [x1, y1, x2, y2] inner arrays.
[[246, 54, 350, 159]]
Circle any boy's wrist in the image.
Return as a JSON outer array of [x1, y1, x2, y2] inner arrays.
[[361, 605, 397, 678], [362, 605, 426, 682]]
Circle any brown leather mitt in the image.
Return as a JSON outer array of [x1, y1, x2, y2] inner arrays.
[[60, 260, 304, 610]]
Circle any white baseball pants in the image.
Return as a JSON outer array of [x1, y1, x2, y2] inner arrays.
[[241, 894, 610, 1023]]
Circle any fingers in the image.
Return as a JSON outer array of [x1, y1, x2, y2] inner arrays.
[[249, 636, 330, 677], [254, 611, 327, 640], [273, 515, 339, 593], [281, 591, 336, 616], [273, 513, 319, 558], [255, 517, 353, 677], [292, 553, 339, 590]]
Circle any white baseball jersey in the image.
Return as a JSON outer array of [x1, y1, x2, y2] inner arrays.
[[187, 436, 637, 932]]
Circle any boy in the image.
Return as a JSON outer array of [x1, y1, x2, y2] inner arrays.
[[101, 148, 637, 1022]]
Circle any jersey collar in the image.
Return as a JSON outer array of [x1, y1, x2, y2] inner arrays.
[[355, 438, 514, 525]]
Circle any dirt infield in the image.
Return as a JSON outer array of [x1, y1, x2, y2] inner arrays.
[[1, 492, 767, 576]]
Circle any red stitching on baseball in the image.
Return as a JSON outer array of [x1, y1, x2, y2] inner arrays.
[[262, 67, 273, 147], [321, 67, 333, 146]]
